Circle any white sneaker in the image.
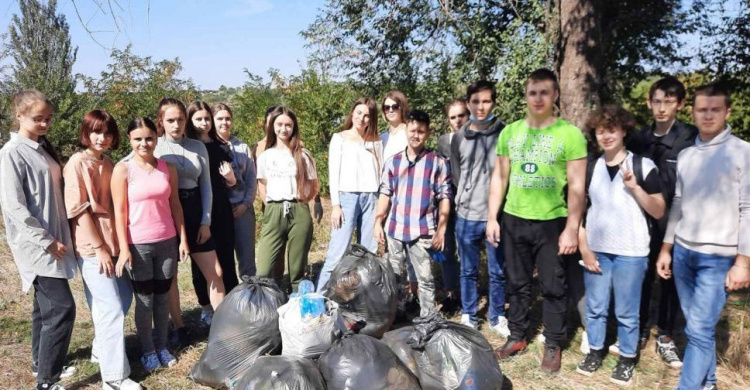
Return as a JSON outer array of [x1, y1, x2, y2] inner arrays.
[[580, 330, 590, 354], [536, 333, 546, 343], [490, 316, 511, 338], [33, 364, 76, 379], [199, 306, 213, 327], [609, 340, 620, 356], [459, 314, 477, 329], [103, 378, 142, 390]]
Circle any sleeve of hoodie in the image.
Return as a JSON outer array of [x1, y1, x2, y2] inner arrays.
[[663, 152, 684, 245], [738, 144, 750, 256], [449, 131, 461, 188]]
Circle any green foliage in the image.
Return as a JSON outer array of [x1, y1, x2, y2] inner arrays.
[[1, 0, 79, 150], [78, 45, 199, 160]]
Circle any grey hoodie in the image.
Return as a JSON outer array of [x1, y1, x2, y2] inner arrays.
[[664, 126, 750, 257], [450, 118, 505, 221]]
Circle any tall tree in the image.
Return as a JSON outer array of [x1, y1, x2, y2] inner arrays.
[[3, 0, 78, 119]]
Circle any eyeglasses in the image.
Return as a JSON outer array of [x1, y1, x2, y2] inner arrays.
[[449, 113, 467, 120], [382, 104, 400, 112]]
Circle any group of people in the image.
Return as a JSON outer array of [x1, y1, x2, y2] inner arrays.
[[0, 66, 747, 390]]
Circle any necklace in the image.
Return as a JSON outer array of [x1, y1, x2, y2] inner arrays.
[[162, 135, 187, 172]]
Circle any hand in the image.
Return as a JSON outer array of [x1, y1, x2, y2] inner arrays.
[[374, 223, 385, 246], [656, 250, 673, 279], [46, 240, 68, 261], [219, 161, 236, 186], [620, 160, 637, 190], [197, 224, 211, 244], [232, 204, 248, 218], [431, 230, 445, 251], [726, 255, 750, 291], [331, 205, 344, 230], [95, 246, 114, 277], [314, 201, 323, 224], [581, 249, 601, 273], [486, 220, 501, 248], [115, 249, 132, 278], [558, 227, 578, 255], [179, 240, 191, 263]]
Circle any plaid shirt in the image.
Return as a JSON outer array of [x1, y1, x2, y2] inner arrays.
[[380, 147, 452, 242]]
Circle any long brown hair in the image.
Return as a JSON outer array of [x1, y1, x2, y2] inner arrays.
[[380, 90, 409, 125], [266, 106, 318, 202], [186, 100, 225, 144], [341, 97, 379, 141]]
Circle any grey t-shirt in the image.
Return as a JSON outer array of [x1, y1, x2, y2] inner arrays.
[[154, 135, 213, 225]]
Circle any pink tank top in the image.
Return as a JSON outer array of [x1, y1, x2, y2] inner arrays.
[[126, 158, 177, 244]]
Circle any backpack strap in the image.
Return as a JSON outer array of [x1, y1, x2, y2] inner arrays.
[[633, 153, 644, 188]]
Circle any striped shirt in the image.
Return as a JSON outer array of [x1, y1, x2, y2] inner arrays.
[[380, 148, 452, 242]]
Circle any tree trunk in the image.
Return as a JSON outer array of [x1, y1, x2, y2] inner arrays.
[[556, 0, 603, 128]]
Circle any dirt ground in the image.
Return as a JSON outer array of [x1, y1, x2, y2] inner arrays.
[[0, 198, 748, 389]]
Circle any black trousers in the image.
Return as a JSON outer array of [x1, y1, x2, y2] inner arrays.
[[192, 200, 239, 306], [31, 276, 76, 385], [503, 213, 568, 346], [639, 230, 681, 337]]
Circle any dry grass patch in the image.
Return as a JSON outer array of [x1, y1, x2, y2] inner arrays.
[[1, 200, 748, 389]]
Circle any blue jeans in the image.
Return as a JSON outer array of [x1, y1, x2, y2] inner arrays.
[[584, 252, 648, 358], [456, 217, 506, 325], [317, 192, 378, 292], [77, 257, 133, 381], [440, 209, 460, 291], [673, 243, 733, 390]]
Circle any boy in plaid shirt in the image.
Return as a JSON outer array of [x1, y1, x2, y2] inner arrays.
[[374, 110, 453, 317]]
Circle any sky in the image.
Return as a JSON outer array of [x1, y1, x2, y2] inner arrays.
[[0, 0, 327, 90]]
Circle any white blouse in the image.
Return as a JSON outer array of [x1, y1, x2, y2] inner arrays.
[[328, 132, 383, 206]]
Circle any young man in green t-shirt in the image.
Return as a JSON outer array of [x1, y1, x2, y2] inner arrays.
[[486, 68, 588, 373]]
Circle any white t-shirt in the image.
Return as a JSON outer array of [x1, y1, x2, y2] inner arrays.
[[257, 147, 317, 202], [383, 125, 409, 163]]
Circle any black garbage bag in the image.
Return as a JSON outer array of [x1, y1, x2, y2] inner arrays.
[[319, 332, 421, 390], [190, 276, 287, 388], [323, 244, 398, 338], [231, 356, 325, 390], [383, 314, 503, 390]]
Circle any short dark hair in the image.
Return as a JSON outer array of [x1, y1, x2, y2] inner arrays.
[[693, 83, 731, 108], [527, 68, 559, 93], [466, 80, 497, 102], [78, 110, 121, 151], [407, 109, 430, 128], [584, 104, 637, 141], [649, 76, 687, 102]]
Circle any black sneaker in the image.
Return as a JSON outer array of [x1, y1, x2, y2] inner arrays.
[[576, 350, 604, 377], [655, 335, 683, 369], [610, 357, 636, 386]]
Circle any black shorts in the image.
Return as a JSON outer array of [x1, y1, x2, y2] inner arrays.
[[179, 187, 217, 253]]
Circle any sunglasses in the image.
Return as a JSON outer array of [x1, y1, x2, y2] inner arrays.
[[382, 104, 400, 112], [449, 113, 467, 120]]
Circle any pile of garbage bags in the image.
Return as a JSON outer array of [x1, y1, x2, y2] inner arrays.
[[322, 244, 398, 338], [188, 246, 503, 389]]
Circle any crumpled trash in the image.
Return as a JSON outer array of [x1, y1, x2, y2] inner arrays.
[[319, 331, 421, 390], [323, 244, 398, 338], [383, 314, 503, 389], [278, 293, 345, 358], [231, 356, 325, 390], [189, 276, 287, 388]]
